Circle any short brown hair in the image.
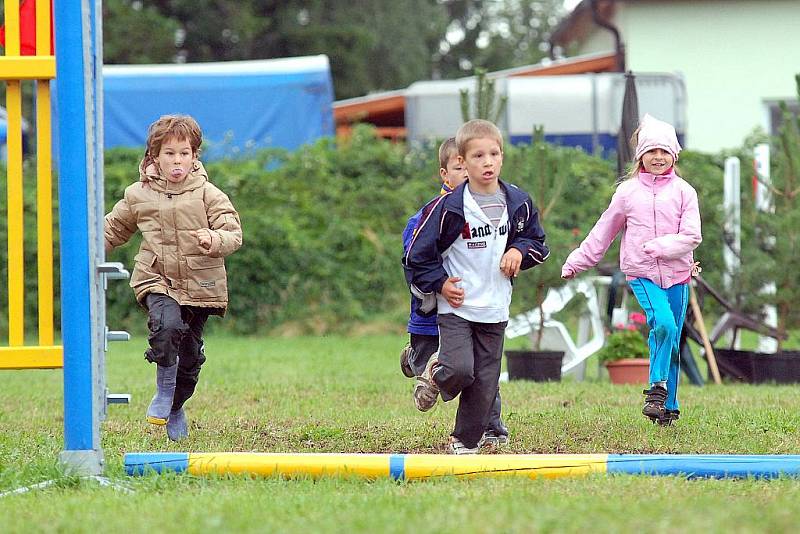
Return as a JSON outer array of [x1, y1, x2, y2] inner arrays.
[[438, 137, 458, 169], [146, 115, 203, 158], [455, 119, 503, 156]]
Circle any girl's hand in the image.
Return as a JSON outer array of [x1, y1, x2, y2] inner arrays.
[[441, 276, 465, 307], [561, 267, 575, 280], [500, 248, 523, 278]]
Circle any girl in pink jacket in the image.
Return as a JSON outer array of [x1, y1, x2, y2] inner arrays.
[[562, 114, 702, 426]]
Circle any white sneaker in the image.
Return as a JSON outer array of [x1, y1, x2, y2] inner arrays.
[[480, 430, 509, 448], [446, 437, 480, 455]]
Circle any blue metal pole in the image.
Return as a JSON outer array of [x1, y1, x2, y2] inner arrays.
[[55, 0, 104, 475]]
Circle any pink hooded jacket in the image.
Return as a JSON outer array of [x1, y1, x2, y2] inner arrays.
[[561, 169, 701, 289]]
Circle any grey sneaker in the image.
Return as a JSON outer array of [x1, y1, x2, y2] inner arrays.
[[413, 353, 440, 412], [446, 437, 480, 455], [399, 342, 414, 378], [480, 430, 509, 448]]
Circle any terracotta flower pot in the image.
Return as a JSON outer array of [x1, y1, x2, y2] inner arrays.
[[605, 358, 650, 385]]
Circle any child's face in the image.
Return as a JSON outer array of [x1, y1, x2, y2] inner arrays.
[[462, 137, 503, 193], [641, 148, 674, 175], [156, 136, 196, 183], [440, 153, 468, 189]]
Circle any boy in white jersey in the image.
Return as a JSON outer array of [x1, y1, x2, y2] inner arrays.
[[404, 119, 550, 454]]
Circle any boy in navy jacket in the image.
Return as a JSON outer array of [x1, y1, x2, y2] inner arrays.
[[402, 137, 509, 447], [404, 119, 549, 454]]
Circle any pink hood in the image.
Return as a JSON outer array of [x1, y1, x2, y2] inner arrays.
[[562, 169, 702, 289]]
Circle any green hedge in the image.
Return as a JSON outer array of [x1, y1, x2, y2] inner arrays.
[[0, 125, 736, 338]]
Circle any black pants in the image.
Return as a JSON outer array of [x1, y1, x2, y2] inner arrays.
[[434, 313, 507, 449], [144, 293, 210, 411], [411, 332, 507, 437], [409, 333, 439, 376]]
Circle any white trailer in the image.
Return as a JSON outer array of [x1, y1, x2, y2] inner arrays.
[[405, 72, 687, 155]]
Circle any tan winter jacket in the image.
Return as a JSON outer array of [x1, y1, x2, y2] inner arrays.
[[104, 160, 242, 315]]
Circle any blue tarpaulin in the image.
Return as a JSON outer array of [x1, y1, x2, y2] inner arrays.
[[103, 55, 334, 159]]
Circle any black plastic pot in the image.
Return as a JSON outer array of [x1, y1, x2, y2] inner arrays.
[[505, 350, 563, 382], [714, 349, 800, 384]]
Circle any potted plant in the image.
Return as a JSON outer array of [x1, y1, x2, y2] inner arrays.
[[597, 313, 650, 384]]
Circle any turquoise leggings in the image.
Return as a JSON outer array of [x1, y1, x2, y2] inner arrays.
[[627, 278, 689, 411]]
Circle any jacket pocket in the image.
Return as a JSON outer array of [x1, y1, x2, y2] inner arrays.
[[186, 255, 227, 300], [131, 249, 162, 287], [134, 249, 158, 267]]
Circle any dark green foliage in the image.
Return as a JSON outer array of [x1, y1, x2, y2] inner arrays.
[[4, 125, 788, 338], [102, 0, 448, 100], [100, 1, 567, 99]]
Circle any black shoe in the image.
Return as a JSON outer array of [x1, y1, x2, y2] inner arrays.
[[399, 342, 414, 378], [642, 386, 667, 422], [657, 409, 680, 427]]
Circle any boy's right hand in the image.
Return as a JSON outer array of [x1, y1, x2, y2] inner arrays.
[[441, 276, 465, 307]]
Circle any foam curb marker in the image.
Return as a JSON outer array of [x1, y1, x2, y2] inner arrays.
[[124, 453, 800, 480]]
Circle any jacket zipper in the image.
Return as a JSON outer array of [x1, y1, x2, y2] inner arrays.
[[652, 176, 663, 287]]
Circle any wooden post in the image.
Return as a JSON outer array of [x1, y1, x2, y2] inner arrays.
[[689, 283, 722, 385]]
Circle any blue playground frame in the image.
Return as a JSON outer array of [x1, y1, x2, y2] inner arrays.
[[55, 0, 110, 475]]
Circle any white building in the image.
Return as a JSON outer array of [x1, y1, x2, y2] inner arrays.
[[551, 0, 800, 152]]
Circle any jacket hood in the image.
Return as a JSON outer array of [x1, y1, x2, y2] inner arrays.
[[138, 158, 208, 193]]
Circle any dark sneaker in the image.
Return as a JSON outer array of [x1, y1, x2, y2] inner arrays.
[[642, 385, 667, 423], [447, 437, 480, 455], [399, 342, 414, 378], [658, 409, 680, 427], [480, 430, 509, 448], [413, 353, 440, 412]]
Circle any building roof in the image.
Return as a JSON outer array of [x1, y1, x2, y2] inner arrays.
[[333, 51, 618, 138]]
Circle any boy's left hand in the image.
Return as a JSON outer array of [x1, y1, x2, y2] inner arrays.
[[500, 248, 523, 278]]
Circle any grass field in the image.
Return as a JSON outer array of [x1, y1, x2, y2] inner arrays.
[[2, 333, 800, 532]]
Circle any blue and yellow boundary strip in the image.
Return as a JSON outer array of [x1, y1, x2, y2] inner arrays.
[[1, 0, 61, 369], [125, 453, 800, 480]]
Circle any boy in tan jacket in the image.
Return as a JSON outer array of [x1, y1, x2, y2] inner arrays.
[[105, 115, 242, 441]]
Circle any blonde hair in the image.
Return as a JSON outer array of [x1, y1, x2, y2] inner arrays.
[[455, 119, 503, 156], [438, 137, 458, 170], [145, 115, 203, 161]]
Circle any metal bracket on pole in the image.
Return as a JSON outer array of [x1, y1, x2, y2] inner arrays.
[[106, 391, 131, 405], [106, 330, 130, 342], [97, 262, 129, 289], [99, 264, 131, 406]]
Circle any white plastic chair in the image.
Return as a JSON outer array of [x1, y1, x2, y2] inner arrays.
[[506, 277, 609, 378]]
